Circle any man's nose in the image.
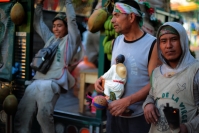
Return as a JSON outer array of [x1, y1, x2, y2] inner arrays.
[[111, 17, 114, 23], [54, 26, 58, 30], [166, 41, 173, 48]]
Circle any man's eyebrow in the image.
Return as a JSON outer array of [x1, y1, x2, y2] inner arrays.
[[171, 36, 179, 38], [53, 23, 62, 25]]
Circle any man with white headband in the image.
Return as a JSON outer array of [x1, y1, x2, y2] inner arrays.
[[95, 0, 161, 133]]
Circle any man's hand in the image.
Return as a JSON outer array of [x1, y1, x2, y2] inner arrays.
[[36, 0, 45, 5], [179, 124, 188, 133], [94, 77, 104, 93], [108, 97, 130, 116], [144, 103, 160, 124]]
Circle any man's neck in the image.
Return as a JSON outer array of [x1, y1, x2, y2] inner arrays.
[[168, 62, 178, 69], [165, 57, 181, 69], [123, 27, 144, 41]]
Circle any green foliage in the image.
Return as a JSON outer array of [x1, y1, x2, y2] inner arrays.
[[110, 91, 116, 101], [143, 2, 163, 32]]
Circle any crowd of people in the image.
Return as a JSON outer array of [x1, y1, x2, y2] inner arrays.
[[13, 0, 199, 133]]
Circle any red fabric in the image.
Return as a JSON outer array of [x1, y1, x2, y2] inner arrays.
[[43, 0, 59, 11], [113, 80, 124, 84]]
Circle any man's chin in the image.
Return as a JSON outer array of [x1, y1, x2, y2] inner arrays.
[[164, 57, 181, 65], [55, 35, 63, 38], [55, 35, 60, 38], [115, 30, 120, 34]]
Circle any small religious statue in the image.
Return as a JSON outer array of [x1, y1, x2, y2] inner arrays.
[[101, 54, 126, 101]]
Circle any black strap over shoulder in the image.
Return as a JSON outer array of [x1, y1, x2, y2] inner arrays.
[[30, 40, 60, 74], [148, 39, 156, 64]]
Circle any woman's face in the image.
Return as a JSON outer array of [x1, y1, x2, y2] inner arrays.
[[52, 19, 68, 38]]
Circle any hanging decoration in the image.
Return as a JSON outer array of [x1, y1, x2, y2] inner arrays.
[[1, 81, 18, 115], [143, 1, 163, 32], [87, 0, 115, 60], [10, 2, 25, 25]]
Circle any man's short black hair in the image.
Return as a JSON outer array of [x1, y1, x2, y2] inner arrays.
[[52, 12, 67, 27], [119, 0, 141, 11]]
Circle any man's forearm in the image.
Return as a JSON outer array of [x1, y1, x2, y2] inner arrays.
[[142, 94, 155, 110], [126, 83, 151, 106]]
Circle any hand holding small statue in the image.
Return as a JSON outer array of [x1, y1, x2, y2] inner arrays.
[[91, 55, 133, 116]]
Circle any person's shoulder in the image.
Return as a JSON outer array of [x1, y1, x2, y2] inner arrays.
[[191, 61, 199, 69], [152, 65, 162, 76], [144, 32, 156, 39]]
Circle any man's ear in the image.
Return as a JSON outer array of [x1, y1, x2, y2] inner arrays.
[[129, 13, 136, 23]]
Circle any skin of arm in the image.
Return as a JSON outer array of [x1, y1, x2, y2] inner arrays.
[[94, 76, 104, 94], [143, 88, 160, 124], [108, 42, 161, 116], [143, 43, 162, 123]]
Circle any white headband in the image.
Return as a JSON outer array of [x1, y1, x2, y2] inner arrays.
[[113, 2, 145, 18]]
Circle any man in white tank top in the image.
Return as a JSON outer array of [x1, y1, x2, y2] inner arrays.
[[95, 1, 161, 133], [143, 22, 199, 133]]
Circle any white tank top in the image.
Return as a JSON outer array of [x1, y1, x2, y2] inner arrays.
[[112, 32, 156, 117]]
